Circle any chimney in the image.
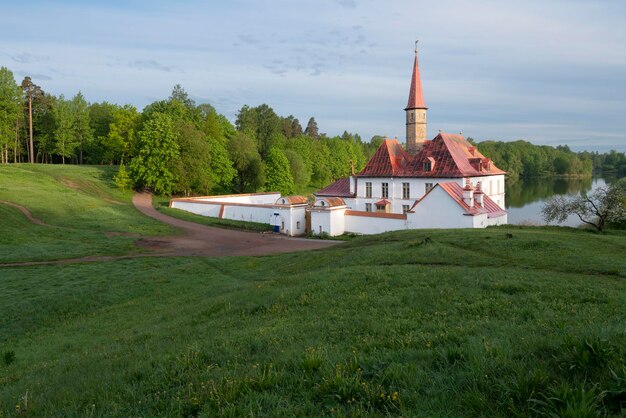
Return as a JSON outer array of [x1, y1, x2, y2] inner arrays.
[[462, 179, 474, 207], [474, 181, 484, 207]]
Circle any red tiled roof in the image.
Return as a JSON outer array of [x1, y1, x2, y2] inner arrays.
[[436, 182, 506, 218], [315, 197, 346, 208], [358, 139, 410, 176], [315, 177, 353, 197], [406, 51, 427, 110], [275, 196, 308, 205], [403, 133, 506, 177], [374, 199, 391, 206], [357, 133, 506, 178]]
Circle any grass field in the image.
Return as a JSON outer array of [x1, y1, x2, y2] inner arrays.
[[0, 165, 173, 263], [1, 165, 625, 416]]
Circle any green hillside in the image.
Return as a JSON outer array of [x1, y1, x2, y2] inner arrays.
[[1, 165, 625, 417]]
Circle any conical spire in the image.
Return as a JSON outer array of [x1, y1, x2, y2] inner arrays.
[[405, 42, 427, 110]]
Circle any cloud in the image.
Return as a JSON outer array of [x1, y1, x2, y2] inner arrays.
[[16, 71, 52, 81], [11, 52, 48, 64], [127, 59, 172, 72], [335, 0, 357, 9]]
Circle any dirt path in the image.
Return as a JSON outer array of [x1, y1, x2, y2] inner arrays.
[[132, 192, 339, 257], [0, 194, 339, 268], [0, 200, 46, 225]]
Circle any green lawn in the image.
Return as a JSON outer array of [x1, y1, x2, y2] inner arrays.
[[0, 165, 625, 416], [0, 164, 172, 262]]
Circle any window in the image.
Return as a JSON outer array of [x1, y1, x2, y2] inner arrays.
[[365, 203, 372, 212], [425, 183, 433, 194], [497, 180, 501, 194], [376, 204, 387, 213], [365, 182, 372, 198], [423, 161, 431, 171], [296, 221, 300, 229], [281, 222, 284, 230], [402, 182, 410, 199], [381, 183, 389, 198], [402, 204, 410, 214]]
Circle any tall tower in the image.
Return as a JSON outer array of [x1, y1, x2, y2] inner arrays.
[[405, 42, 428, 155]]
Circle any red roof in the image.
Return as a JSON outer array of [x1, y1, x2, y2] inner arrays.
[[315, 197, 346, 207], [435, 182, 506, 218], [357, 133, 506, 178], [405, 51, 427, 110], [316, 177, 353, 197], [358, 139, 410, 176], [374, 199, 391, 206]]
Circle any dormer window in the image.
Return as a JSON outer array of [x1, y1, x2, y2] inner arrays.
[[478, 160, 483, 171], [423, 161, 431, 171]]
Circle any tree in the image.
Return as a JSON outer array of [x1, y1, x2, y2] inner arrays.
[[53, 95, 77, 164], [0, 67, 21, 163], [129, 112, 180, 195], [21, 76, 44, 163], [169, 84, 196, 111], [235, 104, 283, 158], [304, 117, 319, 139], [228, 132, 265, 193], [542, 179, 626, 232], [72, 92, 93, 164], [265, 147, 294, 195], [172, 121, 212, 196], [284, 149, 310, 192], [104, 105, 139, 164]]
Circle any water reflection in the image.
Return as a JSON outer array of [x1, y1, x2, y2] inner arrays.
[[506, 177, 594, 208], [505, 176, 622, 226]]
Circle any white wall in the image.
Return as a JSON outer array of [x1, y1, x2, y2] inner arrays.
[[170, 197, 307, 236], [353, 175, 506, 213], [171, 201, 222, 217], [193, 193, 281, 205], [407, 187, 475, 229], [344, 213, 407, 234], [310, 208, 346, 236]]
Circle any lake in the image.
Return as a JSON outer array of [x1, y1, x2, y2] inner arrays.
[[505, 175, 622, 227]]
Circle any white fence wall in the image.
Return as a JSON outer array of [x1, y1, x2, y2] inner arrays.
[[344, 212, 407, 234]]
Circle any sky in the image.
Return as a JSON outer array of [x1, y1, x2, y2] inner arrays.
[[0, 0, 625, 152]]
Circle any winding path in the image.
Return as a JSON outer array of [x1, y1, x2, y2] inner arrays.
[[0, 200, 46, 225], [131, 192, 339, 257], [0, 194, 339, 267]]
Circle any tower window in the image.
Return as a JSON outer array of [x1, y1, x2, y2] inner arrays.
[[381, 183, 389, 198]]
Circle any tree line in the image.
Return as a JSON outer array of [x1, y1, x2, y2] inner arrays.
[[475, 140, 626, 178], [2, 66, 624, 195], [0, 67, 377, 195]]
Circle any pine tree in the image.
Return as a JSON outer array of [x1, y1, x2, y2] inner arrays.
[[304, 117, 319, 139]]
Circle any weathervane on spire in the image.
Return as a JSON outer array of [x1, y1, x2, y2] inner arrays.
[[415, 39, 419, 54]]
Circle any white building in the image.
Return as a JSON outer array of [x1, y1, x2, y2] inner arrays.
[[170, 45, 507, 236], [313, 44, 507, 234]]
